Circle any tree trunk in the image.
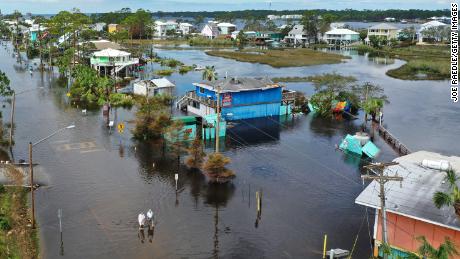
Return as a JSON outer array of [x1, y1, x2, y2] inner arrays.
[[454, 202, 460, 216]]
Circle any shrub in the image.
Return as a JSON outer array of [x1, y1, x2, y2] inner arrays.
[[0, 184, 4, 193], [203, 153, 235, 180], [0, 217, 11, 231], [155, 69, 175, 76], [178, 65, 194, 74]]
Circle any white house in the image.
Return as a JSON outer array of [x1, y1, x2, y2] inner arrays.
[[366, 23, 399, 43], [155, 20, 178, 37], [178, 22, 193, 35], [231, 30, 257, 40], [133, 78, 175, 97], [92, 22, 106, 32], [324, 28, 360, 45], [90, 48, 139, 76], [201, 21, 219, 39], [284, 24, 309, 44], [418, 21, 448, 43], [217, 22, 236, 35]]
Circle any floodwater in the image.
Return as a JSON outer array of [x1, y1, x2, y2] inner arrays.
[[0, 41, 457, 259]]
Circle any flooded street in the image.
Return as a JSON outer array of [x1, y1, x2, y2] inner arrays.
[[0, 42, 457, 258]]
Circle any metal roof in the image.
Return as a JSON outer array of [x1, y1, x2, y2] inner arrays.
[[151, 78, 175, 88], [93, 48, 130, 57], [369, 23, 399, 30], [355, 151, 460, 231], [288, 25, 305, 35], [194, 77, 280, 93], [217, 22, 236, 27], [325, 28, 359, 35]]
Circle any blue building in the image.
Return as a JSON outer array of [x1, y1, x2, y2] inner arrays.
[[178, 77, 295, 121]]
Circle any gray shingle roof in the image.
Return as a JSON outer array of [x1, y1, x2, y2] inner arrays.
[[355, 151, 460, 231], [195, 77, 279, 92], [288, 24, 305, 35]]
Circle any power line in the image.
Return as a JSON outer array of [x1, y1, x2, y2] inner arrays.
[[237, 119, 363, 186]]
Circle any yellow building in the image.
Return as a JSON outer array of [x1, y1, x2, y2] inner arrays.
[[366, 23, 399, 42], [108, 24, 121, 33]]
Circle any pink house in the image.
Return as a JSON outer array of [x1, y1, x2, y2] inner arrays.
[[201, 21, 219, 39]]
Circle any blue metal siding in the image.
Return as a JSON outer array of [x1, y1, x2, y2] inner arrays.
[[229, 88, 281, 106], [195, 85, 282, 105], [194, 85, 283, 120], [196, 86, 217, 99], [222, 103, 281, 120]]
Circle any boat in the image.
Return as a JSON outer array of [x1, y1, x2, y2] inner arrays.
[[194, 65, 206, 71], [401, 19, 408, 24]]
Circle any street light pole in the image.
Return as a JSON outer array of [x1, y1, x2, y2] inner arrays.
[[29, 124, 75, 229], [29, 141, 35, 228], [9, 92, 15, 147]]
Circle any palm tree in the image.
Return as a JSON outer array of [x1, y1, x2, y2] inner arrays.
[[202, 66, 217, 81], [433, 169, 460, 216], [409, 236, 459, 259]]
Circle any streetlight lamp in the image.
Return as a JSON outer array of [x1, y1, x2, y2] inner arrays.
[[29, 123, 75, 229]]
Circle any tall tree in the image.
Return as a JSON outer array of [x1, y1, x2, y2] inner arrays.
[[11, 10, 22, 49], [0, 70, 13, 97], [33, 16, 47, 70], [186, 138, 206, 169], [301, 11, 319, 44]]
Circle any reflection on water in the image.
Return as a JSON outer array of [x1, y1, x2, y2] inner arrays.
[[0, 40, 456, 258]]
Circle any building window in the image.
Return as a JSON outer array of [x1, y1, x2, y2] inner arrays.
[[199, 87, 205, 93]]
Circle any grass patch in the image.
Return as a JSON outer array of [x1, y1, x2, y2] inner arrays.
[[155, 69, 175, 76], [272, 77, 311, 83], [354, 44, 450, 80], [159, 58, 184, 68], [206, 48, 349, 67], [178, 65, 194, 74], [0, 184, 39, 259], [127, 38, 189, 45], [189, 37, 235, 47]]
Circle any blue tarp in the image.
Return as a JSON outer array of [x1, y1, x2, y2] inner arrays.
[[362, 141, 380, 158], [339, 134, 362, 155]]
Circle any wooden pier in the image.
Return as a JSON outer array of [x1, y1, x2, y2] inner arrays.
[[377, 124, 411, 156]]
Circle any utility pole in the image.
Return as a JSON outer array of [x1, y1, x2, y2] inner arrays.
[[9, 92, 15, 147], [215, 86, 221, 153], [29, 142, 35, 229], [361, 162, 402, 259]]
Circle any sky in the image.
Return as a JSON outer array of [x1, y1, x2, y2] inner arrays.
[[0, 0, 452, 14]]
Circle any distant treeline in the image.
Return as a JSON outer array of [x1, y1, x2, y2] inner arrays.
[[151, 9, 450, 21]]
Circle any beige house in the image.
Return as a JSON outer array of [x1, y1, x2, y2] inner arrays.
[[366, 23, 399, 43]]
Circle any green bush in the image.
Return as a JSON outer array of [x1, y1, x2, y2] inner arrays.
[[160, 59, 183, 68], [178, 65, 194, 74], [189, 37, 234, 46], [0, 217, 11, 231], [155, 69, 175, 76], [0, 184, 5, 193], [109, 93, 134, 107]]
